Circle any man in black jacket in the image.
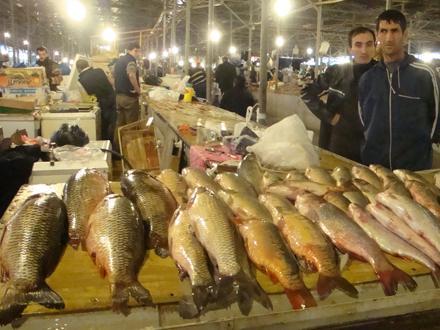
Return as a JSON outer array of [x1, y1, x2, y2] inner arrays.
[[76, 59, 116, 143], [359, 10, 440, 170], [301, 27, 376, 162], [220, 75, 255, 117], [215, 56, 236, 94], [36, 46, 62, 91]]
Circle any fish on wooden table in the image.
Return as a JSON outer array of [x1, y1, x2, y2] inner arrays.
[[315, 202, 417, 296], [260, 193, 358, 300], [86, 194, 153, 314], [215, 172, 257, 197], [157, 169, 188, 205], [376, 192, 440, 254], [323, 191, 350, 215], [394, 169, 440, 197], [305, 167, 336, 186], [63, 168, 110, 249], [331, 166, 352, 188], [349, 204, 439, 286], [121, 169, 177, 257], [404, 180, 440, 219], [182, 167, 221, 193], [369, 165, 410, 197], [367, 202, 440, 267], [343, 191, 369, 208], [295, 193, 325, 223], [351, 166, 382, 190], [266, 180, 338, 201], [352, 179, 380, 203], [261, 171, 284, 190], [237, 153, 264, 194], [187, 187, 272, 315], [0, 193, 68, 325], [285, 170, 307, 181], [168, 208, 215, 317]]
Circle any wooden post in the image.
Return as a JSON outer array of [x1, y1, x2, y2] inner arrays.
[[184, 0, 191, 75], [259, 0, 269, 114], [206, 0, 214, 103]]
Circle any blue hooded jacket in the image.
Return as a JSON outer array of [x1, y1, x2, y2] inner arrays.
[[358, 54, 440, 170]]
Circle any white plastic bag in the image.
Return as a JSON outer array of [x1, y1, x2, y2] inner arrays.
[[247, 115, 319, 170], [148, 87, 180, 102]]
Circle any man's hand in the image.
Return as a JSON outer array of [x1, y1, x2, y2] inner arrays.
[[300, 83, 321, 104]]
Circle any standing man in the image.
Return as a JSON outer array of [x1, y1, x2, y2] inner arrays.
[[36, 46, 62, 91], [215, 56, 236, 94], [301, 27, 377, 162], [76, 59, 116, 143], [359, 10, 440, 170], [114, 43, 141, 139], [188, 59, 207, 99]]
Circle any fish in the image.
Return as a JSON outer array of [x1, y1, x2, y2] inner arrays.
[[323, 192, 350, 214], [376, 192, 440, 254], [182, 167, 221, 193], [305, 166, 336, 186], [405, 180, 440, 219], [294, 193, 324, 223], [168, 208, 215, 316], [236, 219, 317, 309], [217, 190, 272, 223], [214, 172, 257, 196], [285, 170, 307, 181], [261, 171, 284, 190], [63, 168, 110, 249], [349, 204, 439, 285], [395, 169, 440, 197], [435, 172, 440, 190], [187, 187, 270, 315], [266, 180, 337, 201], [331, 166, 352, 188], [343, 191, 369, 208], [121, 169, 178, 258], [0, 193, 68, 325], [237, 153, 263, 194], [157, 169, 188, 205], [352, 179, 380, 203], [367, 202, 440, 266], [316, 202, 417, 296], [351, 166, 382, 190], [86, 194, 153, 314], [260, 193, 358, 300], [369, 164, 398, 189]]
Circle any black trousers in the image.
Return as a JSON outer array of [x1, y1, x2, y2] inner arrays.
[[98, 96, 117, 144]]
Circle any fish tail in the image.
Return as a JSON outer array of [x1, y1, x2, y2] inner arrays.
[[285, 287, 317, 310], [127, 281, 154, 306], [178, 298, 201, 319], [25, 283, 65, 310], [234, 270, 273, 315], [316, 274, 358, 300], [378, 267, 417, 296], [192, 285, 215, 312], [110, 283, 130, 315]]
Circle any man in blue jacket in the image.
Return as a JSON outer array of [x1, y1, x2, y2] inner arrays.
[[358, 10, 440, 170]]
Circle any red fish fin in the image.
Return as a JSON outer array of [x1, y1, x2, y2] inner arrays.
[[285, 287, 317, 310], [377, 267, 417, 296], [316, 274, 358, 300]]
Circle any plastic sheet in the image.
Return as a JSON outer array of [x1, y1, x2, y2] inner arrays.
[[53, 145, 104, 162]]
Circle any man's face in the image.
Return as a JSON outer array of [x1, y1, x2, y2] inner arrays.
[[377, 20, 407, 57], [349, 32, 375, 64], [37, 50, 48, 61], [129, 48, 141, 59]]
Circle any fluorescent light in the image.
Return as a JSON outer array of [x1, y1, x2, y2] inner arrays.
[[4, 32, 11, 38], [102, 27, 116, 42], [229, 46, 237, 55], [162, 50, 169, 58], [66, 0, 86, 22], [148, 52, 157, 60], [178, 59, 184, 66], [209, 29, 222, 43], [23, 40, 29, 46], [171, 46, 179, 55], [306, 47, 313, 55], [274, 0, 292, 17], [275, 36, 285, 48]]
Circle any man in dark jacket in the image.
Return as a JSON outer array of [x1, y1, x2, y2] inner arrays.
[[359, 10, 440, 170], [220, 75, 255, 117], [215, 56, 236, 94], [36, 46, 62, 91], [76, 59, 116, 143], [301, 27, 376, 162]]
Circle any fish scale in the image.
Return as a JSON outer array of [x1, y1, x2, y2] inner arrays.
[[157, 169, 188, 205]]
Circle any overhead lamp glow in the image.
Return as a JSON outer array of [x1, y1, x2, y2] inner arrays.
[[274, 0, 292, 17], [69, 59, 74, 65], [209, 29, 222, 43], [4, 32, 11, 39], [66, 0, 86, 22], [54, 51, 60, 56], [275, 36, 285, 48], [178, 59, 184, 66], [189, 57, 195, 63], [228, 46, 237, 55], [306, 47, 313, 55], [62, 57, 69, 63], [162, 50, 169, 58], [102, 27, 116, 42], [171, 46, 179, 55], [148, 52, 157, 61], [191, 62, 197, 68], [23, 40, 29, 46]]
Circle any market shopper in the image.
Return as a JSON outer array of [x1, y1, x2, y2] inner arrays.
[[76, 59, 116, 143], [188, 60, 207, 99], [220, 75, 255, 117], [215, 56, 236, 94], [301, 27, 376, 162], [36, 46, 62, 91], [114, 43, 141, 143], [359, 10, 440, 170]]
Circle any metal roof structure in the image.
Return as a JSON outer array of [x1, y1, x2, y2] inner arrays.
[[0, 0, 439, 60]]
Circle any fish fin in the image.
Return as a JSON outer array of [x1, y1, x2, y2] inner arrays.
[[284, 287, 317, 310], [316, 274, 358, 300], [377, 267, 417, 296], [127, 281, 154, 306], [234, 270, 272, 315], [110, 283, 130, 315], [192, 285, 215, 312], [25, 283, 65, 310], [178, 298, 201, 319], [150, 232, 169, 258], [0, 285, 27, 326]]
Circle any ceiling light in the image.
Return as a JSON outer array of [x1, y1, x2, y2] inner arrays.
[[274, 0, 292, 17], [4, 32, 11, 39], [148, 52, 157, 60], [171, 46, 179, 55], [228, 46, 237, 55], [23, 40, 29, 46], [209, 29, 222, 43], [66, 0, 86, 22], [102, 27, 116, 42], [275, 36, 285, 48], [307, 47, 313, 55], [162, 50, 169, 58]]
